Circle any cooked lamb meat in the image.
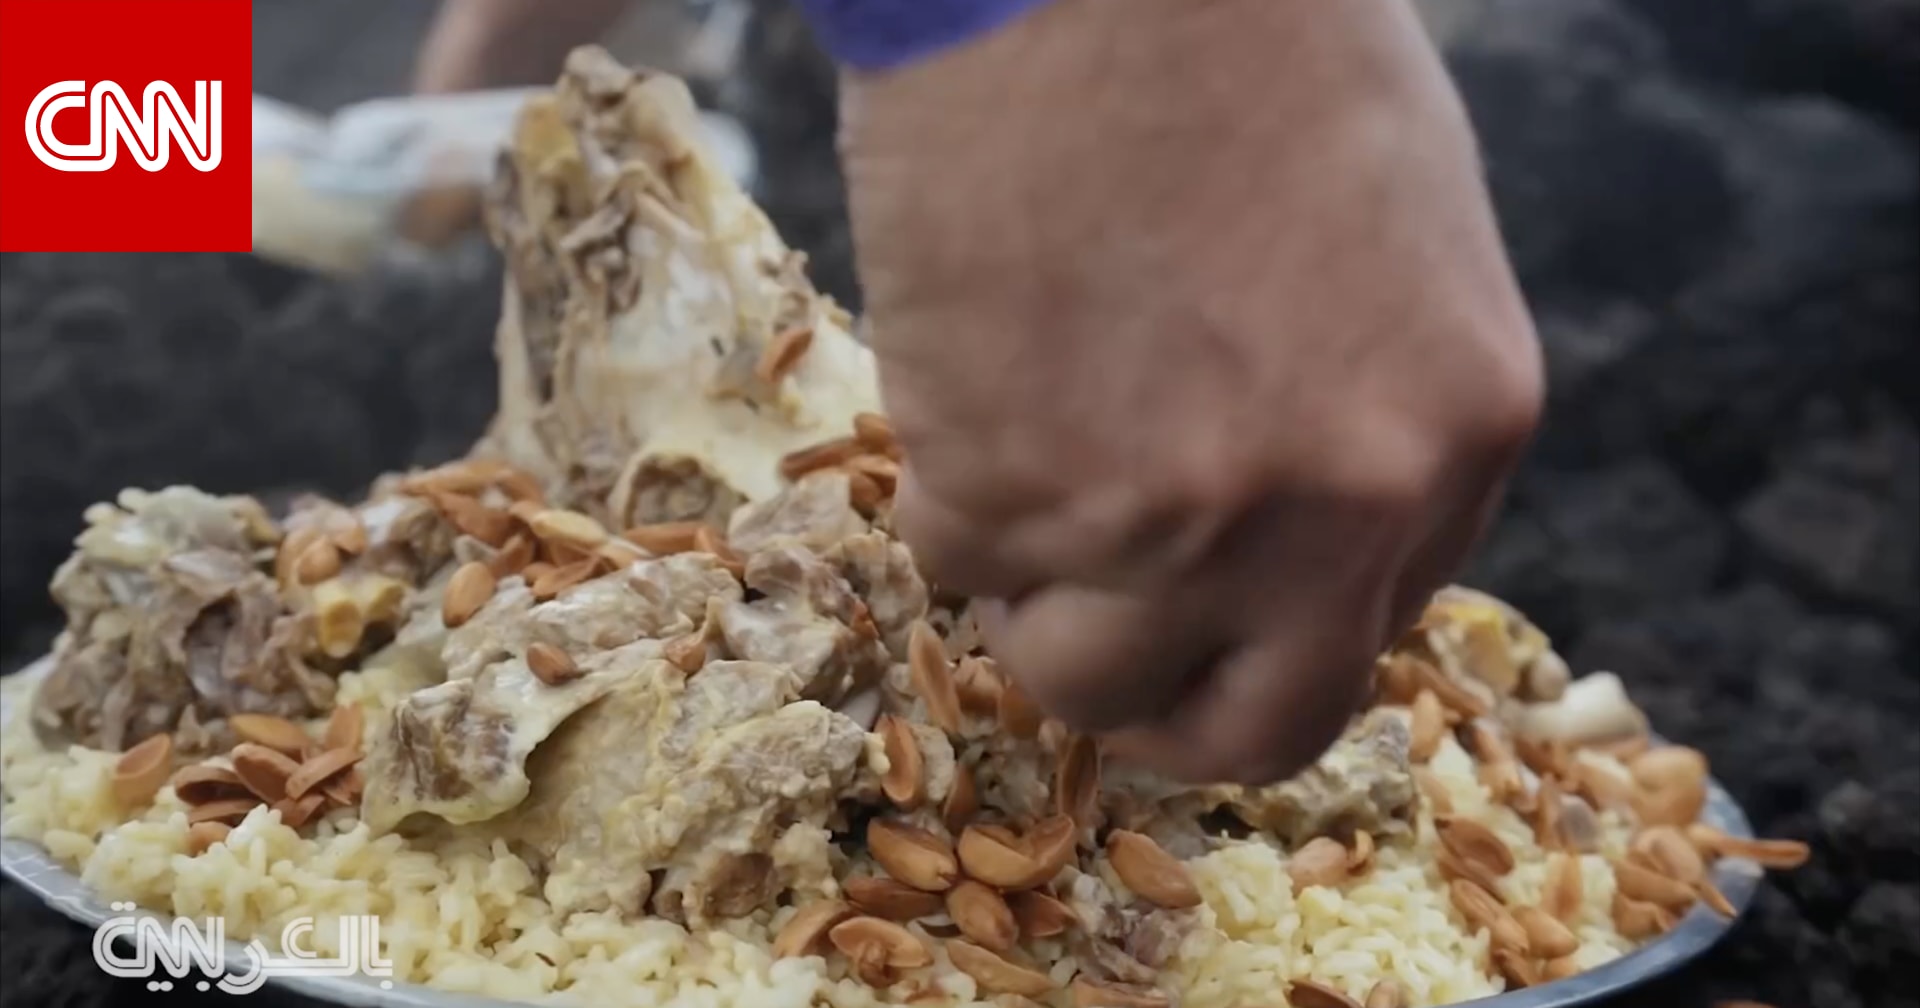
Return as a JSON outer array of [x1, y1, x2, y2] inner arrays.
[[823, 531, 928, 659], [607, 453, 745, 529], [727, 471, 870, 555], [717, 543, 889, 704], [31, 487, 330, 753], [487, 659, 867, 924]]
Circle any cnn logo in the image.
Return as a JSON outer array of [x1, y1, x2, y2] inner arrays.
[[24, 79, 221, 173]]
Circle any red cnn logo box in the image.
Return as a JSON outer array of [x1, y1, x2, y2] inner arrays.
[[0, 0, 251, 252]]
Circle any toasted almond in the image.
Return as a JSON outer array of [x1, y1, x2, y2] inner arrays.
[[1685, 826, 1812, 869], [1411, 657, 1491, 719], [170, 764, 248, 805], [111, 733, 174, 807], [330, 513, 369, 555], [756, 325, 814, 385], [953, 657, 1003, 716], [1570, 755, 1638, 813], [956, 824, 1044, 891], [1460, 719, 1515, 766], [1611, 859, 1699, 910], [1459, 617, 1521, 695], [1514, 734, 1572, 780], [996, 680, 1045, 740], [443, 561, 497, 628], [496, 469, 546, 504], [310, 578, 366, 659], [907, 621, 965, 735], [285, 748, 362, 800], [1512, 904, 1580, 959], [1287, 836, 1353, 894], [1448, 879, 1529, 955], [1437, 816, 1516, 877], [946, 880, 1019, 952], [436, 493, 513, 547], [1287, 979, 1363, 1008], [273, 791, 328, 830], [843, 468, 885, 515], [779, 437, 863, 482], [1374, 656, 1421, 706], [1531, 776, 1566, 850], [185, 820, 232, 855], [1069, 977, 1171, 1008], [1053, 733, 1100, 829], [942, 764, 979, 834], [594, 537, 646, 570], [1629, 746, 1710, 827], [526, 642, 582, 686], [1107, 830, 1202, 910], [293, 537, 343, 585], [230, 743, 300, 803], [869, 819, 961, 892], [853, 412, 897, 454], [1611, 891, 1674, 939], [323, 703, 364, 754], [521, 561, 555, 584], [773, 900, 854, 959], [691, 526, 747, 578], [488, 533, 537, 578], [877, 715, 928, 809], [404, 460, 503, 496], [275, 527, 322, 584], [1365, 979, 1408, 1008], [1479, 758, 1525, 806], [1348, 830, 1377, 873], [829, 916, 933, 969], [228, 713, 310, 756], [1542, 852, 1584, 923], [1409, 689, 1445, 763], [844, 876, 944, 921], [1631, 826, 1705, 885], [621, 520, 704, 555], [530, 558, 596, 600], [1436, 841, 1507, 897], [530, 508, 608, 550], [944, 940, 1053, 998], [848, 454, 901, 495], [662, 632, 707, 674], [1413, 766, 1454, 816], [1010, 889, 1076, 940], [507, 498, 545, 525], [1542, 955, 1582, 982], [1493, 945, 1539, 989], [322, 767, 364, 808], [1697, 878, 1737, 918], [186, 797, 261, 826]]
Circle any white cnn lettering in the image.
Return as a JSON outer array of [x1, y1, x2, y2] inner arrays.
[[24, 80, 222, 173]]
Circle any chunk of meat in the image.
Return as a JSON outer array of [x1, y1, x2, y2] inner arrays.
[[359, 638, 664, 833], [1059, 870, 1186, 986], [608, 453, 745, 529], [823, 532, 928, 659], [485, 660, 867, 924], [717, 544, 888, 703], [727, 472, 870, 555], [31, 487, 329, 753], [1217, 710, 1418, 844]]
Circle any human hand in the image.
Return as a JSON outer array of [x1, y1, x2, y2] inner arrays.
[[838, 0, 1544, 784]]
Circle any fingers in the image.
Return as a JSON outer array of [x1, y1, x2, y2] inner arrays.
[[986, 584, 1219, 734], [890, 467, 1040, 600], [1103, 622, 1376, 785]]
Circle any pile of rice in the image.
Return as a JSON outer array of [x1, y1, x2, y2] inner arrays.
[[1, 664, 1638, 1008]]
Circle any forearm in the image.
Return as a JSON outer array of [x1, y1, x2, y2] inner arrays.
[[414, 0, 632, 93]]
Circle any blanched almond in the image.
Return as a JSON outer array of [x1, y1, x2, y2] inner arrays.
[[185, 820, 231, 856], [1070, 977, 1171, 1008], [877, 715, 927, 809], [828, 916, 932, 969], [285, 748, 362, 800], [1700, 831, 1811, 871], [1697, 878, 1737, 918], [323, 703, 364, 754], [437, 493, 512, 546], [773, 899, 853, 958], [1629, 746, 1710, 827], [1631, 826, 1706, 885], [844, 876, 944, 921], [1514, 734, 1572, 780], [230, 743, 300, 803], [1365, 980, 1408, 1008], [293, 537, 342, 585], [845, 469, 886, 515], [942, 764, 979, 834], [954, 657, 1003, 715], [1493, 946, 1539, 989], [944, 940, 1053, 998], [442, 561, 496, 627], [1287, 837, 1352, 893], [485, 533, 537, 579], [946, 880, 1018, 952], [1053, 733, 1100, 829], [1512, 904, 1580, 959], [1611, 859, 1699, 910], [853, 412, 897, 455], [1409, 689, 1445, 763], [186, 797, 261, 826], [1611, 892, 1674, 939], [528, 508, 608, 550], [1107, 830, 1202, 910], [1543, 852, 1584, 923], [908, 621, 965, 735], [1287, 979, 1362, 1008], [228, 713, 309, 756], [1436, 843, 1505, 897], [112, 734, 173, 807], [526, 642, 581, 686], [755, 325, 814, 385], [170, 764, 248, 805], [779, 437, 863, 482], [1010, 889, 1076, 939], [1448, 879, 1529, 955], [273, 792, 327, 829], [621, 520, 704, 555], [1542, 955, 1582, 982], [869, 819, 960, 892], [530, 559, 596, 600], [1437, 816, 1516, 877]]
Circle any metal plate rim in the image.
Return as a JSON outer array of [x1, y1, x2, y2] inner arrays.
[[1, 655, 1761, 1008]]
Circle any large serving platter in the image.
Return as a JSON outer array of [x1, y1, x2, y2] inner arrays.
[[1, 656, 1762, 1008]]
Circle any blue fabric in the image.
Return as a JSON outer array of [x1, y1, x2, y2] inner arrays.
[[788, 0, 1051, 70]]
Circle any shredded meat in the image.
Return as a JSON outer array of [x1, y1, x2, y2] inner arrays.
[[718, 543, 889, 704]]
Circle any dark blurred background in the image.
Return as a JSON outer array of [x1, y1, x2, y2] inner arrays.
[[1, 1, 1915, 1006]]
